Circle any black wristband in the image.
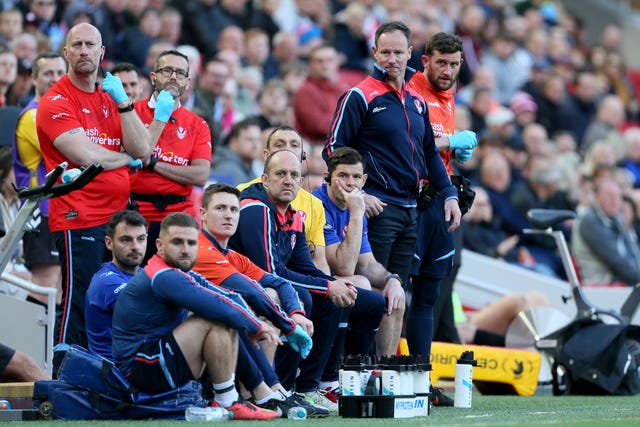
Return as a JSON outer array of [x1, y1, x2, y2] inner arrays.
[[384, 273, 401, 285], [118, 102, 134, 113], [146, 157, 159, 171]]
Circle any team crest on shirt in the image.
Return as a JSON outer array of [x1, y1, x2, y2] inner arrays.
[[176, 127, 186, 139], [290, 234, 297, 249], [447, 102, 452, 115], [414, 99, 423, 114], [298, 210, 307, 222], [102, 106, 109, 118]]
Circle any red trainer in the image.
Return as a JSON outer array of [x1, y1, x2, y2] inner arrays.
[[213, 399, 278, 420], [322, 386, 341, 404]]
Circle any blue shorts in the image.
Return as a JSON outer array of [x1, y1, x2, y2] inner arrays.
[[128, 333, 194, 394], [412, 195, 455, 279]]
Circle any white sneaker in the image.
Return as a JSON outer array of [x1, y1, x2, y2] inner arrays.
[[300, 389, 339, 413]]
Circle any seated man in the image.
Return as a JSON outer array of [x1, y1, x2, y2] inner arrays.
[[85, 210, 148, 360], [193, 183, 328, 418], [111, 213, 278, 420], [311, 147, 405, 396], [572, 177, 640, 286], [0, 342, 50, 382], [230, 149, 385, 412]]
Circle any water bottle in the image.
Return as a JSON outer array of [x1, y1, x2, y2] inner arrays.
[[287, 406, 307, 420], [61, 168, 82, 183], [454, 351, 477, 408], [185, 406, 229, 421], [0, 399, 10, 410]]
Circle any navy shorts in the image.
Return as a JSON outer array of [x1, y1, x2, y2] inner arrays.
[[412, 195, 455, 279], [128, 333, 194, 394], [23, 215, 60, 268]]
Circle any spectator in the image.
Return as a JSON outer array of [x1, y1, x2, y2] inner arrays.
[[0, 8, 22, 45], [0, 44, 17, 105], [622, 127, 640, 188], [243, 27, 277, 80], [141, 39, 175, 75], [119, 7, 161, 69], [581, 94, 626, 157], [13, 52, 66, 306], [25, 0, 65, 51], [210, 118, 262, 185], [271, 31, 301, 71], [217, 25, 245, 58], [85, 209, 147, 359], [191, 57, 230, 148], [481, 31, 532, 106], [130, 49, 212, 264], [6, 57, 33, 106], [567, 69, 599, 144], [535, 71, 577, 139], [0, 342, 49, 382], [111, 213, 278, 420], [36, 23, 151, 351], [158, 7, 183, 46], [332, 2, 370, 77], [293, 44, 348, 145], [252, 78, 291, 130], [572, 177, 640, 286], [110, 62, 144, 102], [96, 0, 135, 63], [10, 32, 37, 66]]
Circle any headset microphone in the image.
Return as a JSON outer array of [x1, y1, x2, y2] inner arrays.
[[301, 151, 307, 161]]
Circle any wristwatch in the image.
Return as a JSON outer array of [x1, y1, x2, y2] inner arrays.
[[384, 273, 401, 285], [118, 102, 134, 113], [146, 157, 159, 171]]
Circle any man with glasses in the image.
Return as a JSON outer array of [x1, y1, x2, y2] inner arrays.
[[131, 49, 212, 264]]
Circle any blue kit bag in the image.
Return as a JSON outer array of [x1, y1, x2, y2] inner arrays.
[[33, 345, 206, 420]]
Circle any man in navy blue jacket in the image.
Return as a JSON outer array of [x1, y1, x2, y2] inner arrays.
[[323, 21, 460, 296], [231, 149, 385, 413]]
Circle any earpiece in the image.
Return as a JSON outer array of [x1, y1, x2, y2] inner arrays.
[[324, 175, 331, 183], [301, 151, 307, 161]]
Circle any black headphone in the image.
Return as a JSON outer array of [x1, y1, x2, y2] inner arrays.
[[301, 150, 307, 161]]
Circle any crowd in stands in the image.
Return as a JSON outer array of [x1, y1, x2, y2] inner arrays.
[[3, 0, 640, 412]]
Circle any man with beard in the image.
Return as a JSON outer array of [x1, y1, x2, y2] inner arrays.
[[129, 49, 212, 264], [36, 23, 151, 352], [85, 209, 148, 359], [407, 32, 477, 406], [111, 213, 278, 420]]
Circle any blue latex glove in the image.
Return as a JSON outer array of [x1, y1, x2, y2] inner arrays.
[[128, 156, 143, 172], [447, 130, 477, 150], [154, 90, 175, 123], [287, 325, 312, 359], [101, 72, 129, 105], [454, 148, 474, 163]]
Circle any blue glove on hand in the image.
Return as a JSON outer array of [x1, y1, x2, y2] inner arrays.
[[287, 325, 313, 359], [448, 130, 478, 150], [454, 148, 474, 164], [154, 90, 175, 123], [102, 72, 129, 105], [128, 156, 143, 172]]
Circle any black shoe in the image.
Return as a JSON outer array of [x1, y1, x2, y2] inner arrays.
[[430, 386, 454, 407], [291, 393, 331, 418], [260, 392, 330, 418]]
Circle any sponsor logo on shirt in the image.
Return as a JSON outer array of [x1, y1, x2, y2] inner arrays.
[[64, 209, 78, 220], [372, 106, 386, 113], [151, 147, 189, 166], [86, 128, 122, 147], [52, 112, 69, 120], [290, 234, 297, 249], [82, 108, 91, 114], [50, 94, 68, 102]]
